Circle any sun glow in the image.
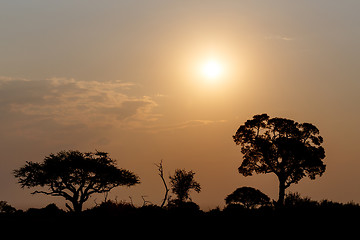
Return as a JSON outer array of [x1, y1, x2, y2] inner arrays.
[[200, 59, 224, 83]]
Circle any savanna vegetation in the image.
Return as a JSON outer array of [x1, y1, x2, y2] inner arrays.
[[2, 114, 359, 226]]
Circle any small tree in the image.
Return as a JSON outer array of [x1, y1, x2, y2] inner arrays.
[[14, 150, 140, 212], [169, 169, 201, 204], [225, 187, 270, 209], [233, 114, 326, 206]]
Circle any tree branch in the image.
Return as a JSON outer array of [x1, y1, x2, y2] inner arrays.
[[65, 203, 74, 212], [31, 190, 58, 196]]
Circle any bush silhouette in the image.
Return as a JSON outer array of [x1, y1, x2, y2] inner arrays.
[[85, 200, 136, 216], [284, 192, 318, 208], [26, 203, 65, 217], [225, 187, 271, 209], [0, 201, 16, 215]]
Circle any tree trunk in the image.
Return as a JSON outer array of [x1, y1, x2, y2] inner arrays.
[[160, 187, 169, 208], [72, 201, 83, 213], [277, 179, 286, 207]]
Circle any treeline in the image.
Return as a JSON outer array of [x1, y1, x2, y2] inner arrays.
[[1, 192, 360, 219]]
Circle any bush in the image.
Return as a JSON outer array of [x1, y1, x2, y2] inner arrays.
[[25, 203, 65, 217], [225, 187, 271, 209], [284, 192, 318, 208], [167, 200, 202, 215], [0, 201, 17, 215], [84, 200, 136, 216]]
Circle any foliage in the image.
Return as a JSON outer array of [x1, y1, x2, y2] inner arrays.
[[284, 192, 318, 208], [169, 169, 201, 203], [25, 203, 65, 216], [1, 196, 360, 223], [0, 201, 16, 214], [225, 187, 270, 209], [84, 200, 136, 216], [233, 114, 326, 205], [13, 150, 140, 212]]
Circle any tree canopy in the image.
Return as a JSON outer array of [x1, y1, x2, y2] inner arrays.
[[233, 114, 326, 205], [13, 150, 140, 212]]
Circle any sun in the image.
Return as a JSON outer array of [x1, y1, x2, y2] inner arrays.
[[200, 59, 224, 82]]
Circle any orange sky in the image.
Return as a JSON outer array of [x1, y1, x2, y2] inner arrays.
[[1, 1, 360, 210]]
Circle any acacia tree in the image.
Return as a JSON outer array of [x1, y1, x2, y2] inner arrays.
[[14, 150, 140, 212], [169, 169, 201, 204], [233, 114, 326, 206], [225, 187, 270, 209]]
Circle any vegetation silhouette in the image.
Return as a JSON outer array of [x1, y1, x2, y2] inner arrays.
[[13, 150, 140, 212], [155, 160, 169, 208], [168, 168, 201, 206], [4, 113, 360, 229], [225, 186, 270, 209], [0, 201, 17, 215], [25, 203, 66, 217], [233, 113, 326, 206], [2, 192, 360, 231]]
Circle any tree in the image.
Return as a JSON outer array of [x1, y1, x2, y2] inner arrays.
[[13, 150, 140, 212], [155, 160, 169, 208], [225, 187, 270, 209], [233, 114, 325, 206], [169, 169, 201, 204]]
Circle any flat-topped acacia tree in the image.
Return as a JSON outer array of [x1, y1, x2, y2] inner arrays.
[[233, 114, 326, 206], [14, 150, 140, 212]]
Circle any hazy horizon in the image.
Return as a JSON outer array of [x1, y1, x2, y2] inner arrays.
[[1, 0, 360, 210]]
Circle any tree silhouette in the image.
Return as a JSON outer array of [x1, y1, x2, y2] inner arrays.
[[233, 114, 325, 206], [13, 150, 140, 212], [169, 169, 201, 204], [155, 160, 169, 208], [225, 187, 270, 209]]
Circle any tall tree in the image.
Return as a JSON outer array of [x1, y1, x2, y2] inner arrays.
[[233, 114, 325, 206], [14, 150, 140, 212]]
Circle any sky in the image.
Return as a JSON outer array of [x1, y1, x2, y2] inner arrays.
[[1, 0, 360, 210]]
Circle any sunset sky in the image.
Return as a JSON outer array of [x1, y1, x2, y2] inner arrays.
[[1, 1, 360, 210]]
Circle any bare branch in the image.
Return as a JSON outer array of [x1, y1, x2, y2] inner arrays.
[[155, 160, 169, 208], [128, 196, 134, 207], [31, 190, 56, 196], [141, 195, 151, 207]]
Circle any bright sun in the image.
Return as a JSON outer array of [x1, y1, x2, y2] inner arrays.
[[200, 59, 224, 82]]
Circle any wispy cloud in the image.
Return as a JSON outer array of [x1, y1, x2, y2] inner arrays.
[[0, 77, 159, 129], [265, 34, 294, 41], [141, 119, 227, 133]]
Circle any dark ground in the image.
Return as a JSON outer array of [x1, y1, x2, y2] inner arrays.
[[1, 199, 359, 237]]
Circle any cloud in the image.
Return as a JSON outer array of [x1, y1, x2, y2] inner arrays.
[[265, 35, 294, 41], [141, 119, 227, 133], [0, 77, 159, 129], [0, 76, 225, 140]]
